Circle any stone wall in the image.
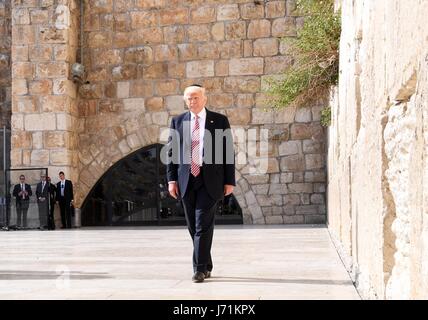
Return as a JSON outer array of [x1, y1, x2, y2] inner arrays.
[[328, 0, 428, 299], [0, 0, 11, 128], [10, 0, 80, 181], [76, 0, 328, 224]]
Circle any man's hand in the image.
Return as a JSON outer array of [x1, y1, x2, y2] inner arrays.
[[224, 184, 234, 196], [168, 182, 179, 199]]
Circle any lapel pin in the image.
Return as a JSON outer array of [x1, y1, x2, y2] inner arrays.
[[210, 120, 214, 123]]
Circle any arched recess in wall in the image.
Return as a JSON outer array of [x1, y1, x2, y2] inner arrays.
[[80, 143, 243, 226]]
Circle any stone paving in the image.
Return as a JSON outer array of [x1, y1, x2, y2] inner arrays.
[[0, 225, 360, 300]]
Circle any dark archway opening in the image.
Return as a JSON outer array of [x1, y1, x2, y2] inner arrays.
[[81, 144, 242, 226]]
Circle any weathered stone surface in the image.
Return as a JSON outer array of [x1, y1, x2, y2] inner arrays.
[[266, 1, 286, 18], [280, 155, 305, 172], [224, 76, 260, 93], [247, 19, 270, 38], [186, 60, 214, 78], [225, 21, 246, 40], [217, 4, 240, 21], [272, 17, 297, 37], [190, 6, 216, 24], [278, 140, 301, 156], [305, 154, 325, 170], [229, 58, 264, 76], [187, 24, 211, 42], [253, 38, 278, 57]]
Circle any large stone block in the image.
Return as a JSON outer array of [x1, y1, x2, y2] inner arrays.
[[247, 19, 271, 38], [253, 38, 279, 57], [211, 22, 225, 41], [225, 21, 246, 40], [278, 140, 301, 156], [40, 95, 70, 113], [44, 131, 66, 148], [29, 79, 52, 95], [131, 11, 158, 29], [265, 56, 293, 74], [163, 25, 186, 44], [160, 8, 189, 25], [224, 77, 260, 93], [209, 93, 233, 109], [266, 1, 286, 18], [11, 131, 32, 149], [13, 96, 37, 113], [229, 58, 264, 76], [187, 24, 211, 42], [186, 60, 214, 78], [219, 40, 242, 59], [12, 62, 34, 79], [165, 95, 185, 115], [288, 183, 313, 194], [190, 6, 216, 24], [154, 45, 178, 62], [155, 79, 179, 95], [31, 149, 49, 166], [12, 79, 28, 95], [240, 3, 264, 19], [124, 46, 153, 65], [226, 108, 251, 125], [178, 43, 198, 61], [217, 4, 240, 21], [135, 0, 166, 9], [251, 108, 274, 124], [280, 154, 305, 171], [50, 149, 73, 165], [146, 97, 164, 112], [272, 17, 297, 37], [36, 62, 68, 78], [305, 154, 325, 170], [143, 63, 169, 79]]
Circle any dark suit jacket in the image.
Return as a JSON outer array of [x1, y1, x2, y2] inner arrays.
[[36, 182, 49, 203], [167, 108, 235, 201], [12, 183, 32, 204], [56, 180, 74, 203]]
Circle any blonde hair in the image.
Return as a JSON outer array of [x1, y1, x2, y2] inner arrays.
[[183, 85, 206, 98]]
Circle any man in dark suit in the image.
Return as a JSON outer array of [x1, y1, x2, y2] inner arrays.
[[12, 175, 32, 228], [56, 171, 74, 229], [36, 174, 49, 229], [46, 176, 57, 230], [167, 84, 235, 283]]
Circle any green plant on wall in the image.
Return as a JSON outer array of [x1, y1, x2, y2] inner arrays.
[[265, 0, 341, 126]]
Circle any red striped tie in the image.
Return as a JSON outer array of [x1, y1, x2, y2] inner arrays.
[[191, 115, 201, 177]]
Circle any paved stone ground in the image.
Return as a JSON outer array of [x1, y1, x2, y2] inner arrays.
[[0, 225, 360, 300]]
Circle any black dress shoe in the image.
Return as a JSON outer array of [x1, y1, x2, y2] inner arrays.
[[204, 271, 211, 279], [192, 271, 205, 283]]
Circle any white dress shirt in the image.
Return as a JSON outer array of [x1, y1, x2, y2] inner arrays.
[[190, 107, 206, 166]]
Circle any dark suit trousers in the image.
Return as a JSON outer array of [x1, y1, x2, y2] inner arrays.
[[58, 198, 72, 229], [182, 172, 218, 273], [16, 201, 29, 227]]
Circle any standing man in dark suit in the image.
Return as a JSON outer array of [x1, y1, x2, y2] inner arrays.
[[56, 171, 74, 229], [12, 175, 32, 228], [167, 84, 235, 283], [36, 174, 49, 229], [46, 176, 57, 230]]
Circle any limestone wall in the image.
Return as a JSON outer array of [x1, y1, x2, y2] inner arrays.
[[0, 0, 11, 128], [75, 0, 328, 224], [328, 0, 428, 299], [10, 0, 80, 181]]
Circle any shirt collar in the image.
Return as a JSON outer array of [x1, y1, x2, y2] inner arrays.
[[190, 107, 206, 120]]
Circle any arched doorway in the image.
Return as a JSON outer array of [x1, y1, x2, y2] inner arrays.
[[81, 144, 243, 226]]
